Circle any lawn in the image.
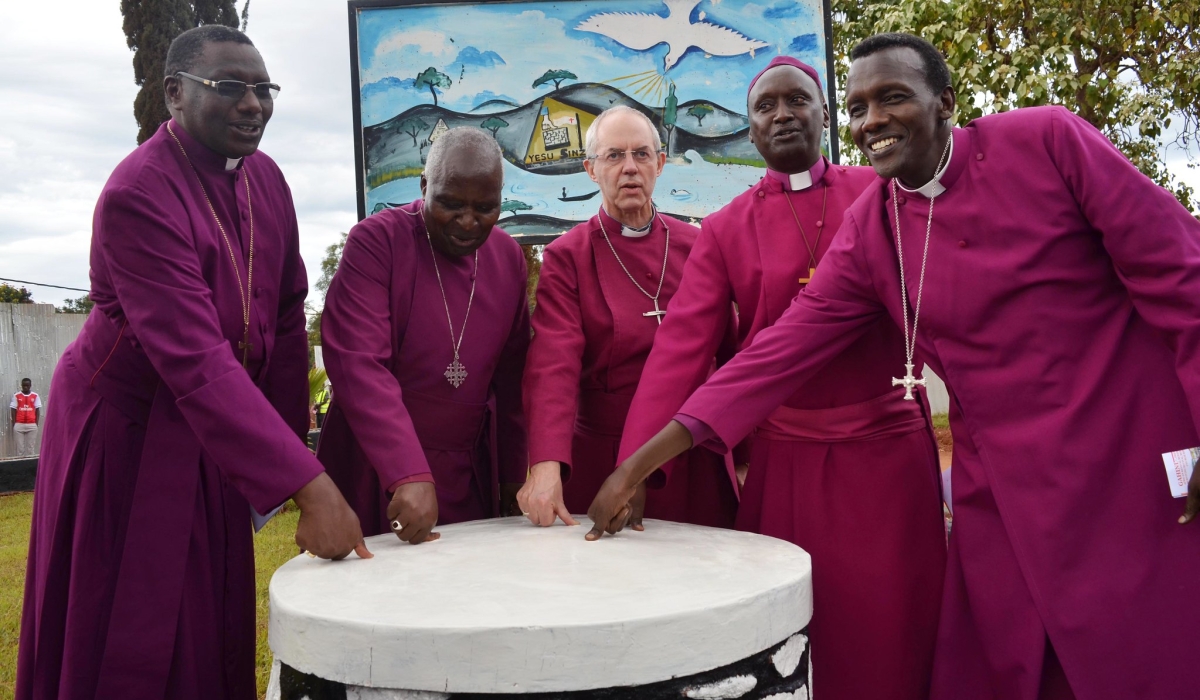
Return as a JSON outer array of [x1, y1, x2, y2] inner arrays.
[[0, 492, 301, 699]]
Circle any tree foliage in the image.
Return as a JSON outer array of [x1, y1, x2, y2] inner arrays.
[[306, 232, 348, 352], [0, 284, 33, 304], [56, 295, 95, 314], [121, 1, 242, 144], [501, 199, 532, 215], [480, 116, 509, 137], [533, 69, 578, 91], [415, 67, 452, 106], [831, 0, 1200, 210], [687, 103, 714, 126]]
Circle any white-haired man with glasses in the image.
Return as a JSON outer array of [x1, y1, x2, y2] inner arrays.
[[519, 106, 739, 530], [17, 24, 367, 700]]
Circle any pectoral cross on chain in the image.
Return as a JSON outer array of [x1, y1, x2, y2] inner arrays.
[[892, 363, 926, 400], [798, 267, 817, 285], [642, 298, 666, 324], [239, 328, 253, 368]]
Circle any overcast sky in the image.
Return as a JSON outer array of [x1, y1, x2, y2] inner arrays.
[[1, 1, 1197, 309]]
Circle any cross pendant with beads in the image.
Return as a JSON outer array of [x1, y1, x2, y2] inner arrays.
[[642, 298, 666, 324], [891, 363, 926, 400]]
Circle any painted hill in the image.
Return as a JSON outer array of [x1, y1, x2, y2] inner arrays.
[[363, 82, 761, 185]]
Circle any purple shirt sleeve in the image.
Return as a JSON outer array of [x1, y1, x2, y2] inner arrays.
[[673, 413, 726, 453]]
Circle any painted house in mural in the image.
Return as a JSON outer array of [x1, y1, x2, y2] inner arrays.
[[524, 97, 597, 171]]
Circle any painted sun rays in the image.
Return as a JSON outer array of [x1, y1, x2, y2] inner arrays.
[[606, 69, 675, 105]]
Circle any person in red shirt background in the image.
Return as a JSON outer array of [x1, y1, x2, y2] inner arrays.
[[10, 378, 41, 457]]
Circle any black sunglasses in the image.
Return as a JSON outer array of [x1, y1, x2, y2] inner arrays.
[[176, 71, 281, 101]]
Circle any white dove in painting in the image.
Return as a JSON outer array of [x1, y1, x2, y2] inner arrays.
[[576, 0, 769, 72]]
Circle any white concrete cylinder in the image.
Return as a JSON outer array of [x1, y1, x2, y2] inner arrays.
[[269, 518, 813, 698]]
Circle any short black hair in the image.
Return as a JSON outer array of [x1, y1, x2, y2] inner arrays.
[[20, 378, 30, 384], [849, 33, 952, 94], [164, 25, 254, 78]]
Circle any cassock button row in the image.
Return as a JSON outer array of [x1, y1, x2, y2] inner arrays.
[[757, 191, 765, 198], [958, 240, 968, 248], [815, 220, 823, 228], [976, 153, 985, 160], [897, 197, 907, 205]]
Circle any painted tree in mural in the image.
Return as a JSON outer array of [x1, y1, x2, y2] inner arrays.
[[415, 67, 452, 107], [686, 103, 714, 127], [481, 116, 510, 137], [122, 0, 242, 144], [533, 69, 578, 91], [398, 116, 429, 146], [830, 0, 1200, 210], [501, 199, 533, 216], [663, 84, 679, 156]]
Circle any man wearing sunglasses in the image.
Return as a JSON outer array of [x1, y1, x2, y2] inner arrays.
[[17, 24, 367, 700], [520, 106, 738, 530]]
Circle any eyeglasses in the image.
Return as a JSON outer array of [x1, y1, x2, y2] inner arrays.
[[588, 149, 659, 166], [176, 72, 281, 101]]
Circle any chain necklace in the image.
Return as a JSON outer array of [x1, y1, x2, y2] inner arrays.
[[596, 208, 670, 324], [420, 208, 479, 388], [890, 133, 953, 400], [783, 182, 828, 284], [167, 122, 255, 368]]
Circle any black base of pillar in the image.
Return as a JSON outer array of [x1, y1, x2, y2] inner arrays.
[[280, 626, 809, 699]]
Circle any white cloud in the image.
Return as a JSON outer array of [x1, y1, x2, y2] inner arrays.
[[375, 29, 454, 60]]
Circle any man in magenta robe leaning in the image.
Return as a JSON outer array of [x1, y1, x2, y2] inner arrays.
[[519, 106, 738, 529], [591, 33, 1200, 700], [317, 128, 530, 544], [18, 26, 368, 700], [617, 56, 945, 700]]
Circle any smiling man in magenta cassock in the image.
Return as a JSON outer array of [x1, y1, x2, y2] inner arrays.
[[17, 25, 368, 700], [590, 33, 1200, 700], [617, 57, 945, 700]]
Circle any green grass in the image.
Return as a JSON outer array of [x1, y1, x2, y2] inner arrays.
[[0, 493, 33, 698], [932, 413, 949, 430], [0, 492, 302, 700]]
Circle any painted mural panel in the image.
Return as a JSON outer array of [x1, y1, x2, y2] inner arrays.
[[350, 0, 830, 235]]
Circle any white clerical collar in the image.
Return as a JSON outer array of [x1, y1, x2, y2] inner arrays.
[[602, 206, 655, 237], [225, 158, 242, 171], [897, 137, 953, 198], [788, 170, 813, 191]]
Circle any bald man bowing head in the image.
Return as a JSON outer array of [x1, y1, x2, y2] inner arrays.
[[318, 128, 530, 544], [520, 106, 738, 529]]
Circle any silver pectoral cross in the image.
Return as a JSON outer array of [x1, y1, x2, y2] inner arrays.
[[445, 355, 468, 388], [892, 363, 926, 401], [642, 298, 666, 324]]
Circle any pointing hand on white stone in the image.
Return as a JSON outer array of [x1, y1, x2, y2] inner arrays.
[[293, 473, 373, 560], [587, 420, 693, 540], [517, 461, 579, 527], [388, 481, 441, 545]]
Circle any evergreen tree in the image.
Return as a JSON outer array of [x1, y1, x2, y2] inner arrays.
[[122, 1, 241, 144]]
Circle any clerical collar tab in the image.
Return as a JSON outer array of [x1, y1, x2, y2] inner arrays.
[[788, 170, 813, 191], [898, 136, 954, 198], [225, 158, 242, 171], [766, 158, 827, 192]]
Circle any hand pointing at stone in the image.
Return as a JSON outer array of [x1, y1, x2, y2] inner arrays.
[[586, 420, 693, 540]]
